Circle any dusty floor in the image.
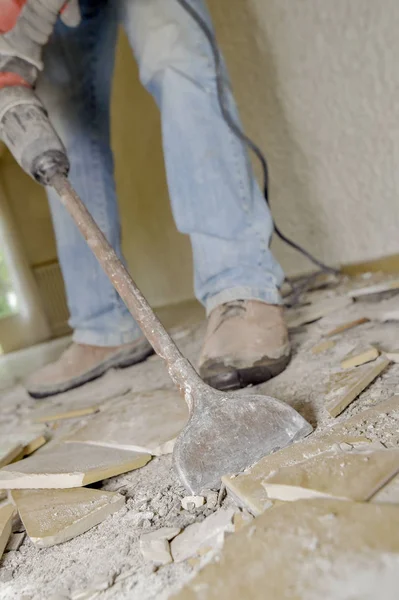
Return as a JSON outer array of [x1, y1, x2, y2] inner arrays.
[[1, 274, 399, 599]]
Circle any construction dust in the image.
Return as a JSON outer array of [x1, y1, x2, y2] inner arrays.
[[1, 274, 399, 599]]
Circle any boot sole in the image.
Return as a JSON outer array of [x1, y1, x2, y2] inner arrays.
[[27, 345, 154, 400], [200, 353, 291, 392]]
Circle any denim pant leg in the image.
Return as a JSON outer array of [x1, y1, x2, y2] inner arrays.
[[118, 0, 285, 314], [36, 0, 142, 346]]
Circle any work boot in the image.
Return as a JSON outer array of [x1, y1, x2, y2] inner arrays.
[[199, 300, 290, 391], [26, 338, 153, 399]]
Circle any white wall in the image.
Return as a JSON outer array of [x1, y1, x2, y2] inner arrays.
[[209, 0, 399, 274]]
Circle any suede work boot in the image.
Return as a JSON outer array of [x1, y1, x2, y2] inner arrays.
[[199, 300, 290, 391], [26, 338, 154, 399]]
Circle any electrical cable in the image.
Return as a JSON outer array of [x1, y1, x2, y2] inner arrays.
[[175, 0, 340, 279]]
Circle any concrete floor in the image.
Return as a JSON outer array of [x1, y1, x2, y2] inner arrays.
[[1, 277, 399, 599]]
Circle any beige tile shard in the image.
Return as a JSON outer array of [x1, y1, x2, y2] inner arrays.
[[5, 532, 25, 552], [170, 509, 235, 563], [171, 500, 399, 600], [32, 405, 101, 423], [371, 474, 399, 505], [348, 279, 399, 298], [224, 396, 399, 514], [12, 488, 124, 547], [324, 317, 370, 338], [287, 296, 352, 329], [0, 443, 151, 489], [0, 443, 24, 469], [340, 345, 380, 369], [261, 447, 399, 502], [65, 388, 189, 456], [1, 429, 48, 459], [224, 434, 370, 515], [311, 339, 336, 355], [0, 504, 14, 559], [233, 509, 254, 532], [23, 435, 47, 456], [325, 356, 390, 417]]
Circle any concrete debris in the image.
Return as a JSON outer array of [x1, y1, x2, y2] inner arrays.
[[2, 277, 399, 599], [140, 537, 172, 566], [140, 526, 181, 566], [181, 496, 204, 510], [385, 350, 399, 363], [170, 508, 235, 563], [204, 491, 218, 509]]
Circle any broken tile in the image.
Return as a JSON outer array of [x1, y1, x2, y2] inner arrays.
[[261, 446, 399, 502], [340, 345, 379, 370], [311, 339, 336, 355], [181, 496, 204, 510], [1, 429, 48, 459], [233, 510, 254, 532], [11, 488, 125, 548], [324, 317, 370, 337], [223, 434, 371, 515], [140, 537, 172, 565], [348, 279, 399, 298], [225, 396, 399, 515], [170, 509, 235, 563], [32, 404, 101, 423], [325, 356, 390, 417], [0, 504, 14, 559], [139, 528, 180, 566], [141, 527, 181, 541], [371, 474, 399, 505], [286, 296, 352, 329], [0, 443, 24, 469], [65, 388, 189, 456], [0, 443, 151, 489], [172, 500, 399, 600], [23, 434, 47, 456], [5, 532, 25, 552]]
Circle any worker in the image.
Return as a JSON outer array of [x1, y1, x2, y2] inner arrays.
[[0, 0, 290, 398]]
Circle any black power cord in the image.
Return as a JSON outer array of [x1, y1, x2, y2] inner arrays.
[[176, 0, 340, 281]]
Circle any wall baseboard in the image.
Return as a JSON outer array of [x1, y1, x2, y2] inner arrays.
[[341, 254, 399, 276]]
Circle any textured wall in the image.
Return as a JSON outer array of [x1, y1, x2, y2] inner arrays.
[[209, 0, 399, 274], [2, 0, 398, 318]]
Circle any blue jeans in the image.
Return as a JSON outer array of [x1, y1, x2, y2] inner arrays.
[[37, 0, 284, 346]]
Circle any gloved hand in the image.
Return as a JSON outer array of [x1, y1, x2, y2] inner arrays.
[[0, 0, 80, 183], [0, 0, 80, 77]]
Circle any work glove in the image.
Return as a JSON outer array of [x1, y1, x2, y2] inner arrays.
[[0, 0, 80, 181], [0, 0, 80, 75]]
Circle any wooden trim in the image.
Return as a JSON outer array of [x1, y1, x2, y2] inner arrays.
[[341, 254, 399, 276]]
